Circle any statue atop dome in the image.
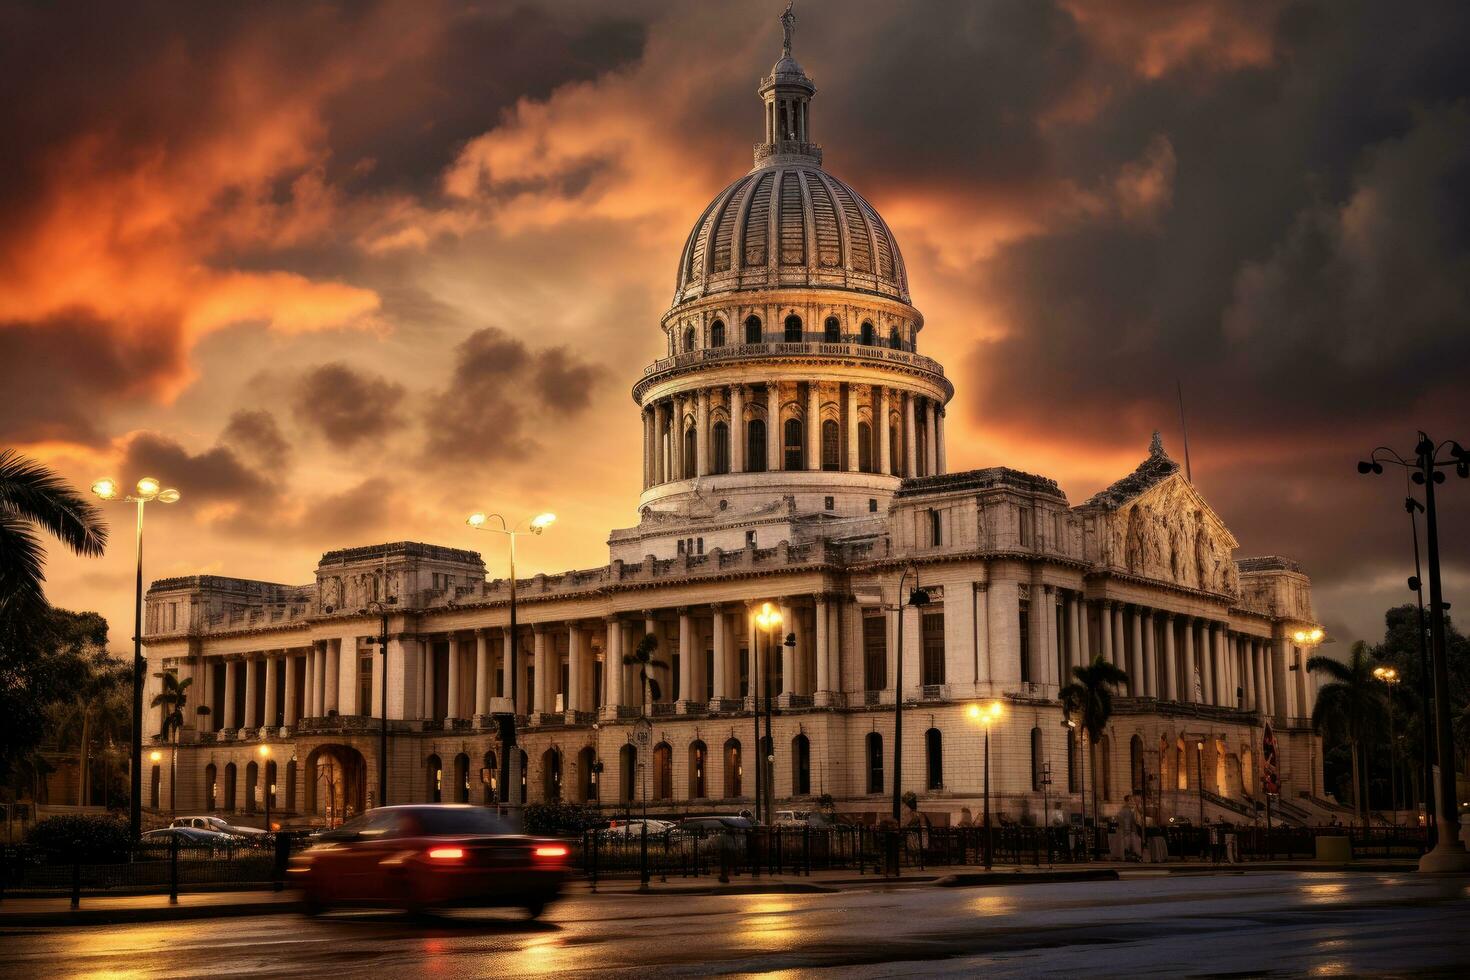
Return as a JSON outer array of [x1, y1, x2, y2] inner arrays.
[[780, 2, 796, 58]]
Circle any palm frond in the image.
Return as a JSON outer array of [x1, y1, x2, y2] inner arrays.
[[0, 516, 48, 614], [1306, 655, 1352, 682], [0, 449, 108, 558]]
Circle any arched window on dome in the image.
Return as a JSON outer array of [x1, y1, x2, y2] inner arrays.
[[710, 320, 726, 347], [858, 421, 873, 472], [783, 417, 804, 471], [747, 418, 767, 472], [745, 315, 762, 344], [824, 316, 840, 343], [821, 419, 840, 471], [712, 421, 730, 474], [784, 314, 802, 343], [684, 327, 696, 352], [889, 326, 902, 350], [683, 426, 697, 479], [860, 321, 875, 345]]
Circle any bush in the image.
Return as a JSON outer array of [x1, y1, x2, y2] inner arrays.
[[26, 814, 130, 862], [522, 801, 602, 835]]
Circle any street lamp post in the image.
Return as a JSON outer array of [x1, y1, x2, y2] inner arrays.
[[362, 598, 396, 808], [466, 511, 556, 821], [968, 702, 1003, 870], [753, 603, 783, 827], [1292, 626, 1329, 810], [258, 744, 272, 833], [1360, 433, 1470, 872], [1374, 666, 1400, 827], [92, 476, 181, 841], [892, 567, 930, 826]]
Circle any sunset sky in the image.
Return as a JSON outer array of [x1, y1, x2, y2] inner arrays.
[[5, 0, 1468, 654]]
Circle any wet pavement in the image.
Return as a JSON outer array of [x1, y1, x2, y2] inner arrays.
[[2, 871, 1466, 977]]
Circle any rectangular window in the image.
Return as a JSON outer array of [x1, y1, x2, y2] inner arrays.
[[921, 611, 945, 686], [929, 509, 942, 546], [1019, 507, 1032, 547], [358, 657, 373, 716], [746, 530, 757, 548], [862, 615, 888, 691], [824, 496, 834, 510], [1018, 593, 1031, 683]]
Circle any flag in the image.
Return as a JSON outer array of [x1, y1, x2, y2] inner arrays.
[[1261, 721, 1280, 795]]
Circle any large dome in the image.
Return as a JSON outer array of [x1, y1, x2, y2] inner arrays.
[[672, 164, 910, 306]]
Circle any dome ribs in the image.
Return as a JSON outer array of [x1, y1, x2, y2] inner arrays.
[[804, 171, 842, 268], [777, 169, 806, 266], [824, 175, 874, 275], [741, 172, 773, 269]]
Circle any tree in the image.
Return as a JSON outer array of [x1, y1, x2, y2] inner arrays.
[[623, 633, 668, 716], [49, 634, 127, 806], [0, 607, 108, 788], [151, 671, 193, 813], [0, 449, 108, 616], [1309, 641, 1385, 823], [1060, 655, 1130, 832]]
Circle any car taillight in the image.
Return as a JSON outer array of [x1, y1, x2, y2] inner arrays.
[[427, 846, 465, 861], [533, 845, 568, 859]]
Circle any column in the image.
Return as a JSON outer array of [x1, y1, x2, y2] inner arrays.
[[283, 654, 298, 726], [326, 639, 341, 714], [1210, 623, 1224, 705], [935, 407, 947, 475], [711, 607, 729, 702], [317, 641, 330, 717], [731, 384, 746, 473], [263, 656, 279, 729], [474, 631, 490, 717], [696, 388, 710, 476], [1129, 607, 1144, 696], [1252, 638, 1266, 713], [780, 602, 797, 696], [925, 398, 938, 477], [904, 392, 918, 477], [643, 406, 654, 488], [655, 402, 667, 484], [446, 635, 462, 720], [243, 656, 259, 728], [1113, 605, 1126, 672], [424, 639, 438, 719], [677, 610, 694, 705], [878, 387, 892, 475], [814, 596, 830, 697], [1078, 598, 1091, 665], [670, 394, 685, 480], [604, 618, 624, 713], [567, 624, 585, 713], [806, 382, 820, 470], [1142, 610, 1157, 697], [1162, 614, 1177, 702], [766, 382, 782, 472], [1182, 619, 1197, 703], [1199, 623, 1215, 704], [532, 626, 550, 715], [223, 660, 239, 729], [845, 384, 859, 471], [1099, 600, 1114, 666], [1065, 594, 1080, 677]]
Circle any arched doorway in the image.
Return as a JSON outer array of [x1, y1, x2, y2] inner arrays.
[[1130, 735, 1144, 795], [924, 728, 942, 791], [204, 763, 218, 811], [483, 750, 499, 804], [792, 734, 811, 796], [543, 747, 563, 801], [304, 744, 368, 826], [620, 744, 637, 803], [723, 739, 742, 799], [653, 742, 673, 800], [426, 754, 443, 803], [454, 753, 470, 803], [578, 746, 598, 803], [223, 762, 237, 811], [689, 741, 708, 799], [245, 761, 259, 813]]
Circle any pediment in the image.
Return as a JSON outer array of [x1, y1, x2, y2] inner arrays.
[[1104, 473, 1240, 595]]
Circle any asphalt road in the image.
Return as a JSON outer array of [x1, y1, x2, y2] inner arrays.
[[3, 871, 1467, 978]]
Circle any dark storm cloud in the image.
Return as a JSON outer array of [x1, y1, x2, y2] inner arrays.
[[422, 326, 601, 465], [121, 432, 276, 509], [292, 362, 408, 450], [294, 477, 399, 544], [221, 409, 293, 470]]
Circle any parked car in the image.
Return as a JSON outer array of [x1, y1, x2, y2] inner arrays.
[[171, 815, 267, 838], [289, 804, 569, 917], [673, 815, 755, 855], [143, 826, 248, 850], [604, 818, 676, 839]]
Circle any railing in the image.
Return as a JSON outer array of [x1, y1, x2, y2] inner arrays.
[[639, 342, 946, 381]]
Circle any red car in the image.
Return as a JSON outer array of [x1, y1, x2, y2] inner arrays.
[[289, 804, 569, 917]]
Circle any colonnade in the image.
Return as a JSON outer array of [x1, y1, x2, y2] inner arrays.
[[202, 641, 356, 733], [641, 382, 946, 488], [1051, 593, 1280, 715]]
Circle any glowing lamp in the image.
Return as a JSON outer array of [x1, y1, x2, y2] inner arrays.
[[91, 478, 118, 500]]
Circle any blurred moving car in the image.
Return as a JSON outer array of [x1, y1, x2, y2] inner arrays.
[[170, 815, 267, 838], [143, 826, 248, 849], [604, 818, 676, 839], [288, 804, 568, 917]]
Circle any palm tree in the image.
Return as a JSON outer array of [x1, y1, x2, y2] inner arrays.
[[1060, 655, 1130, 839], [150, 672, 193, 814], [1308, 641, 1384, 824], [0, 449, 108, 615], [623, 633, 668, 716], [60, 648, 130, 805]]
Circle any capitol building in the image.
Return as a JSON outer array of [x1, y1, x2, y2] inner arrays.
[[141, 26, 1330, 831]]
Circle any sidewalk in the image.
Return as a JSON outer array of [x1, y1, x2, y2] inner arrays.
[[0, 859, 1418, 927]]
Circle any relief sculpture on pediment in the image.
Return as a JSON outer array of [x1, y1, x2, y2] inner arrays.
[[1110, 478, 1237, 595]]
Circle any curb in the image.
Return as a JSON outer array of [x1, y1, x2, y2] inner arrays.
[[933, 869, 1120, 887], [0, 899, 304, 928]]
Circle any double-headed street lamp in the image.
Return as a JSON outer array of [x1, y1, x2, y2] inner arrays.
[[466, 510, 555, 818], [258, 744, 273, 833], [1359, 432, 1470, 872], [753, 602, 783, 826], [967, 701, 1003, 869], [1374, 666, 1400, 827], [92, 476, 181, 841]]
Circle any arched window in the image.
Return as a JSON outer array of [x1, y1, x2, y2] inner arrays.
[[426, 754, 443, 803], [747, 418, 767, 472], [926, 727, 944, 790], [285, 759, 297, 812], [744, 314, 762, 344], [784, 417, 804, 470], [205, 763, 218, 811], [653, 742, 673, 800], [824, 316, 840, 343], [454, 753, 470, 803], [620, 744, 637, 803], [1031, 727, 1044, 791], [889, 327, 902, 350], [724, 738, 742, 799], [683, 327, 696, 352], [683, 426, 697, 479], [224, 762, 237, 811], [710, 319, 726, 347], [821, 419, 840, 471], [689, 741, 708, 799], [543, 747, 562, 802], [578, 746, 598, 803], [265, 760, 278, 813], [857, 421, 873, 472], [150, 764, 161, 809], [860, 321, 875, 345], [866, 732, 884, 794], [712, 421, 730, 474], [245, 761, 259, 813], [483, 750, 499, 804], [792, 734, 811, 795], [1130, 735, 1144, 796], [784, 314, 803, 342], [1098, 735, 1112, 801]]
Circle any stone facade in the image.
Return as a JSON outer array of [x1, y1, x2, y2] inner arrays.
[[140, 30, 1325, 829]]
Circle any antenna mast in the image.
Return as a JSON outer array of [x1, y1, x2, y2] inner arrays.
[[1176, 379, 1193, 482]]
